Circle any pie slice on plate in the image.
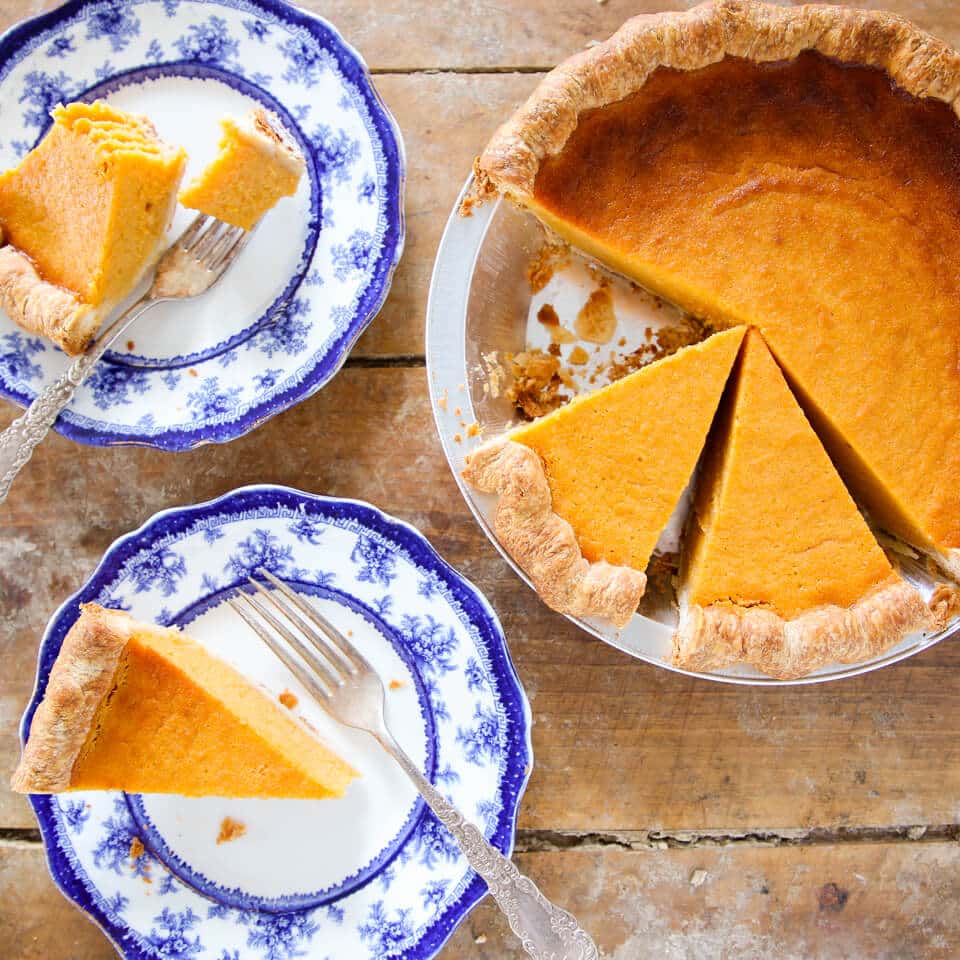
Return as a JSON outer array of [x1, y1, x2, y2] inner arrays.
[[463, 327, 746, 627], [0, 101, 186, 354], [474, 0, 960, 582], [179, 108, 305, 231], [11, 604, 357, 798], [675, 332, 932, 679]]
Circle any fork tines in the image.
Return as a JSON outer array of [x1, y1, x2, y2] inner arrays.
[[228, 568, 371, 703]]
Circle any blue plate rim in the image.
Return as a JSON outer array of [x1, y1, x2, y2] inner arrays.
[[0, 0, 407, 452], [19, 484, 534, 960]]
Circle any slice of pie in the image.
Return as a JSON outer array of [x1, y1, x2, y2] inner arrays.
[[474, 0, 960, 581], [11, 604, 357, 798], [179, 108, 305, 231], [0, 101, 186, 354], [675, 332, 932, 678], [463, 327, 746, 627]]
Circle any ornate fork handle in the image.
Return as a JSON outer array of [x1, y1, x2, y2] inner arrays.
[[0, 299, 155, 504], [378, 732, 599, 960]]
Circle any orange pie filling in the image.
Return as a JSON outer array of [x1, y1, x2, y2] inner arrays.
[[528, 52, 960, 580], [12, 605, 357, 798], [179, 109, 304, 231], [0, 101, 186, 353]]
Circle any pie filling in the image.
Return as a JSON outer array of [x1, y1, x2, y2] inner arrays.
[[179, 109, 304, 231], [467, 4, 960, 674], [12, 606, 357, 798], [528, 51, 960, 577], [0, 101, 186, 353]]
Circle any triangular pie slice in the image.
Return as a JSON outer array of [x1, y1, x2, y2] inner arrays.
[[179, 108, 304, 231], [675, 332, 932, 679], [0, 101, 186, 354], [12, 604, 357, 798], [474, 0, 960, 581], [463, 326, 746, 627]]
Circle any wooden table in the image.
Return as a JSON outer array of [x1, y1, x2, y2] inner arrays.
[[3, 1, 960, 956]]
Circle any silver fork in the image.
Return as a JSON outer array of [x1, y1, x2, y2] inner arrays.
[[230, 569, 599, 960], [0, 214, 252, 503]]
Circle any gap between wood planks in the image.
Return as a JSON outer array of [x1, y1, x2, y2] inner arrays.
[[370, 66, 552, 75], [344, 355, 425, 368], [2, 824, 959, 851]]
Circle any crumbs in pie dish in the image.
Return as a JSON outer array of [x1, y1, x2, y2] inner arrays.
[[502, 246, 711, 422]]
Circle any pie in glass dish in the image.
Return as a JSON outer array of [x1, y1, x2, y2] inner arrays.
[[464, 0, 960, 677]]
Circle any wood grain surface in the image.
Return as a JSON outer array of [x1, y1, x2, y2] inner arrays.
[[1, 1, 959, 958]]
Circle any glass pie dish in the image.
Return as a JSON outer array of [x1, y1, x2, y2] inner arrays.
[[425, 177, 960, 686]]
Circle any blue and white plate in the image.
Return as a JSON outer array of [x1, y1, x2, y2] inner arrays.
[[21, 486, 532, 959], [0, 0, 405, 449]]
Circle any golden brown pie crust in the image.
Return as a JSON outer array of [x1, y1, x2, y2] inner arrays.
[[11, 604, 131, 793], [674, 580, 933, 680], [462, 438, 646, 627], [0, 245, 97, 355], [475, 0, 960, 204]]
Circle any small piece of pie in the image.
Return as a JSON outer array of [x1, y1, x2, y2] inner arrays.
[[0, 101, 186, 354], [465, 0, 960, 674], [463, 327, 745, 627], [676, 332, 931, 679], [179, 108, 305, 231], [11, 604, 357, 798]]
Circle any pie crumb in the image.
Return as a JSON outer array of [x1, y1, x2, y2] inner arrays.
[[569, 345, 589, 365], [438, 389, 448, 412], [537, 303, 559, 327], [188, 368, 198, 377], [126, 340, 135, 351], [929, 582, 960, 629], [217, 817, 247, 845], [389, 678, 405, 690], [130, 837, 145, 860], [453, 433, 462, 443], [279, 689, 298, 710], [575, 287, 617, 344], [466, 422, 480, 437], [526, 243, 570, 293], [506, 349, 570, 420], [454, 407, 462, 417]]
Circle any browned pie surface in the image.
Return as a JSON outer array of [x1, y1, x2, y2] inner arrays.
[[533, 51, 960, 568]]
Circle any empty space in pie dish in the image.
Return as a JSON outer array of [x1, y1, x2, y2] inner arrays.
[[89, 74, 313, 365], [127, 593, 427, 908]]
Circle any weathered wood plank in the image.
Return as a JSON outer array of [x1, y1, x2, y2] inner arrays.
[[3, 369, 960, 835], [5, 1, 960, 71], [4, 840, 959, 959], [352, 73, 534, 357]]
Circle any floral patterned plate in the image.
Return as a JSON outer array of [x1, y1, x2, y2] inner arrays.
[[20, 486, 532, 959], [0, 0, 404, 449]]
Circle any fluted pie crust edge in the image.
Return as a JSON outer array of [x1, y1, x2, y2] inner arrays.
[[474, 0, 960, 204], [673, 580, 934, 680], [462, 438, 646, 628]]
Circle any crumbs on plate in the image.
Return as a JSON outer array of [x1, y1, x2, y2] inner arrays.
[[279, 689, 298, 710], [217, 817, 247, 845]]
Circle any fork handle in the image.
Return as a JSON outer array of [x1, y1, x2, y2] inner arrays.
[[376, 732, 599, 960], [0, 297, 155, 504]]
